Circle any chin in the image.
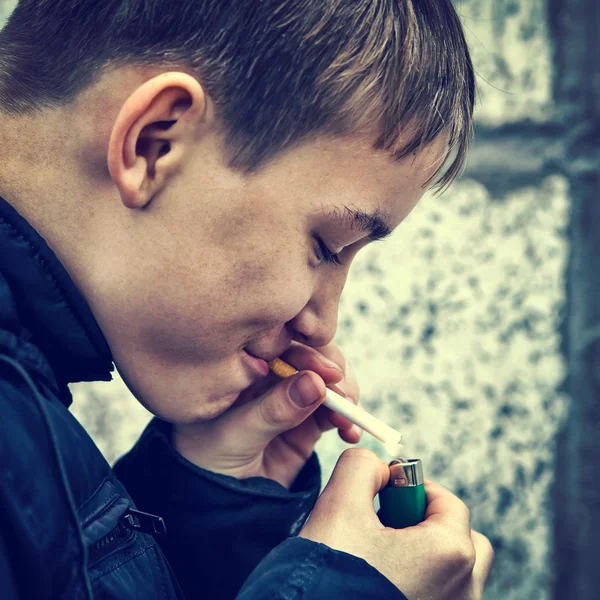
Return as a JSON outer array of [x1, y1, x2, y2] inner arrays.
[[161, 391, 242, 425], [115, 350, 252, 424]]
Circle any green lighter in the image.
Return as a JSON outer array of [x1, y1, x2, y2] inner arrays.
[[378, 458, 427, 529]]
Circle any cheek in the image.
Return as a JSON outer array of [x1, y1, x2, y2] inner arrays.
[[225, 253, 314, 328], [137, 199, 314, 359], [142, 249, 312, 361]]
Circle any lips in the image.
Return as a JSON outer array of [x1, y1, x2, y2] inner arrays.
[[241, 349, 271, 377], [244, 339, 292, 364], [242, 331, 293, 378]]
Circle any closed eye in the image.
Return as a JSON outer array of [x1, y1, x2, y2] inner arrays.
[[315, 237, 343, 266]]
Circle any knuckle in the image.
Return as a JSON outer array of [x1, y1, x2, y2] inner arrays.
[[487, 538, 496, 561], [438, 537, 476, 576], [472, 529, 495, 561], [453, 496, 472, 527], [454, 539, 477, 573], [339, 447, 379, 463], [455, 497, 471, 522], [336, 448, 387, 489], [464, 504, 472, 525]]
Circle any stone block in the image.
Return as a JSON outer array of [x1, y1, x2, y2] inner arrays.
[[0, 0, 15, 24], [458, 0, 554, 125]]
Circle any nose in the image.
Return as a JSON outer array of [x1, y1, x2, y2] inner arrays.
[[288, 272, 345, 348]]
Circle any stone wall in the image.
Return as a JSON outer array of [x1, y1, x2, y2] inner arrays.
[[547, 1, 600, 599], [324, 175, 568, 600], [0, 2, 583, 599], [0, 0, 13, 22]]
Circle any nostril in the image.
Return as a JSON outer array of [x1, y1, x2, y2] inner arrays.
[[293, 332, 309, 344]]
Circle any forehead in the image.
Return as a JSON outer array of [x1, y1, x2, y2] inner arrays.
[[258, 133, 447, 229]]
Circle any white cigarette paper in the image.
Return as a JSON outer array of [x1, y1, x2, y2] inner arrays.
[[269, 358, 403, 451], [323, 388, 403, 448]]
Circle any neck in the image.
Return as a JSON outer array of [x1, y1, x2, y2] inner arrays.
[[0, 113, 91, 274], [0, 67, 144, 256], [0, 100, 126, 320], [1, 111, 71, 211]]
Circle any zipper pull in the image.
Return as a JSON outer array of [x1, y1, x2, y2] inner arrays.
[[122, 508, 167, 536]]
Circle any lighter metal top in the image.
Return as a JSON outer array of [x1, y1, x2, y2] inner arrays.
[[387, 458, 424, 487]]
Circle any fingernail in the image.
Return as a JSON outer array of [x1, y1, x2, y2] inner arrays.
[[329, 383, 348, 398], [317, 354, 343, 373], [289, 374, 322, 408]]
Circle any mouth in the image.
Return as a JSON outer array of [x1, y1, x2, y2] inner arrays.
[[241, 349, 271, 377]]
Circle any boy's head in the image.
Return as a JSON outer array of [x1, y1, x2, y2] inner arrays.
[[0, 0, 474, 422]]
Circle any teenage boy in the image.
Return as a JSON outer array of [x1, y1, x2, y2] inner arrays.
[[0, 1, 493, 598]]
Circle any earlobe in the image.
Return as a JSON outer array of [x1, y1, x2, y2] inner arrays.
[[107, 73, 206, 210]]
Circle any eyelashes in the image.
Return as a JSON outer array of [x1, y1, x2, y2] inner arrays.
[[315, 236, 343, 266]]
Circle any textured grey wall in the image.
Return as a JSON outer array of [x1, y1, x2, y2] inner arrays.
[[0, 2, 576, 599], [0, 0, 13, 21]]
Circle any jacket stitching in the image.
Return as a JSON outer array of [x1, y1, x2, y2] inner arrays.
[[90, 538, 156, 581], [152, 545, 169, 600]]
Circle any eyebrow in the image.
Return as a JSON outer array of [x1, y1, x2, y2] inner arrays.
[[326, 205, 393, 241]]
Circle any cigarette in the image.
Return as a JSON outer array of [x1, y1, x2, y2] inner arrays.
[[269, 358, 403, 451]]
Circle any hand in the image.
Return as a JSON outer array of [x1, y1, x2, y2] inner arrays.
[[173, 341, 362, 488], [299, 449, 494, 600]]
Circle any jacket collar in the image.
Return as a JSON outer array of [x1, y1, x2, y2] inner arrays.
[[0, 196, 114, 392]]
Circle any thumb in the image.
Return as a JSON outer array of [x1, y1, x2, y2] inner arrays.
[[318, 448, 390, 517], [224, 370, 326, 446]]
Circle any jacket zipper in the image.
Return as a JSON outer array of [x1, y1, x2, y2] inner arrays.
[[87, 508, 165, 565], [87, 519, 134, 565]]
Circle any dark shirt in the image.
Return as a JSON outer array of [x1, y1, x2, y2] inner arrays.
[[0, 195, 405, 599]]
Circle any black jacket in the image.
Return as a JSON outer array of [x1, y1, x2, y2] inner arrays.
[[0, 196, 404, 599]]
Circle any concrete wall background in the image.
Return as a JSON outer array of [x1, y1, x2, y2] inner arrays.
[[0, 1, 576, 599], [0, 0, 13, 23]]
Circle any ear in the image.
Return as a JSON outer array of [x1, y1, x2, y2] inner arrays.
[[107, 72, 207, 209]]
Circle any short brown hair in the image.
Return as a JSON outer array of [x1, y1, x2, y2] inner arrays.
[[0, 0, 475, 189]]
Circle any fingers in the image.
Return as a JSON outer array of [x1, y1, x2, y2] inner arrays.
[[297, 339, 348, 370], [173, 370, 328, 481], [282, 342, 359, 402], [225, 370, 326, 448], [232, 372, 280, 407], [314, 393, 361, 438], [282, 344, 345, 386], [423, 479, 471, 536], [471, 529, 495, 591], [338, 423, 362, 444], [224, 339, 362, 462], [421, 482, 494, 597], [299, 449, 388, 548], [282, 342, 361, 437], [318, 448, 390, 516]]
